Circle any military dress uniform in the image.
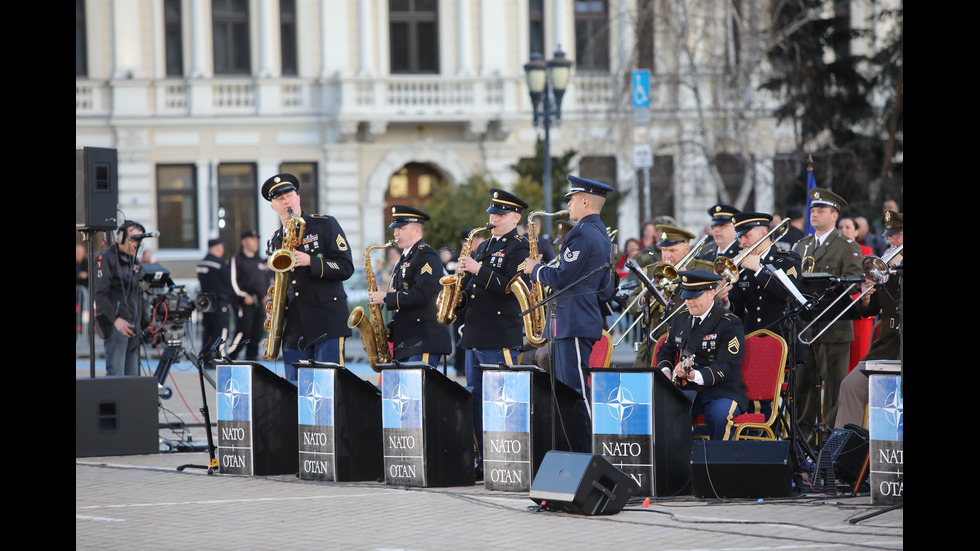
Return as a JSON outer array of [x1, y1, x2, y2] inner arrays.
[[727, 213, 805, 360], [655, 271, 748, 440], [458, 189, 531, 468], [262, 173, 355, 381], [384, 206, 452, 367], [629, 226, 712, 367], [528, 176, 616, 451], [792, 189, 863, 439], [835, 210, 903, 429], [698, 204, 742, 263]]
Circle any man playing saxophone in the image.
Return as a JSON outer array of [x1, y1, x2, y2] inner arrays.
[[455, 189, 530, 473], [367, 205, 451, 368], [523, 176, 616, 452], [262, 173, 355, 382]]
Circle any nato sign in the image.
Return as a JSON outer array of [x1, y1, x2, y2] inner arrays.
[[483, 370, 533, 491], [591, 371, 653, 492], [216, 363, 297, 476], [297, 367, 335, 480], [869, 373, 903, 505], [382, 369, 426, 485], [217, 363, 253, 474]]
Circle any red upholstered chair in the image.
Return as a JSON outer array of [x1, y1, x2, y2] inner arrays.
[[732, 329, 788, 440], [651, 333, 669, 367], [589, 331, 614, 368]]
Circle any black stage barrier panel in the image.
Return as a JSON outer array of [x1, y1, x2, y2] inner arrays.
[[296, 362, 383, 482], [215, 362, 298, 475], [76, 376, 158, 457], [530, 451, 640, 515], [590, 368, 694, 497], [378, 362, 474, 487], [691, 440, 794, 498]]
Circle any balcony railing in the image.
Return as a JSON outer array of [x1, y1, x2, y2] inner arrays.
[[75, 73, 621, 122]]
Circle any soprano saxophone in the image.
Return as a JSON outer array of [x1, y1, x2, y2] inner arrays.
[[262, 208, 306, 361], [346, 241, 393, 372], [435, 224, 493, 325], [505, 209, 568, 347]]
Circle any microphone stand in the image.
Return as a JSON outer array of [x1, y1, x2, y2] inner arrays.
[[523, 261, 613, 453], [175, 339, 222, 474]]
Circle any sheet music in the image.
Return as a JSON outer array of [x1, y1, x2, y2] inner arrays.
[[765, 264, 807, 306]]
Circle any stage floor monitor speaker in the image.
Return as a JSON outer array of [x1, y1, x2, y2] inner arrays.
[[76, 377, 159, 457], [530, 451, 640, 515], [691, 440, 794, 498]]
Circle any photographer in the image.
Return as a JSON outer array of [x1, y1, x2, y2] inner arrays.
[[93, 221, 151, 376]]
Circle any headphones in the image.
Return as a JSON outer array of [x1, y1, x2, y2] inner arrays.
[[115, 220, 146, 245]]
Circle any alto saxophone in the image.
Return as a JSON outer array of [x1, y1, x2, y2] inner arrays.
[[436, 224, 493, 325], [506, 209, 567, 348], [346, 241, 393, 372], [262, 208, 306, 361]]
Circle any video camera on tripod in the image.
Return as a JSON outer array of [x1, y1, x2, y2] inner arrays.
[[139, 262, 214, 346]]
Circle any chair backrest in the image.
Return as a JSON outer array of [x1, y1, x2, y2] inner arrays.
[[589, 330, 614, 368], [739, 329, 788, 402], [651, 333, 669, 366]]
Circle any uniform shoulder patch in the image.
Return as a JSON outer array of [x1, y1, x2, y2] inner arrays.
[[310, 213, 331, 219], [421, 262, 433, 275], [728, 337, 740, 355], [335, 234, 348, 250]]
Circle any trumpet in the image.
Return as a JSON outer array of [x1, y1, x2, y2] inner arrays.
[[798, 244, 903, 345], [714, 218, 790, 287]]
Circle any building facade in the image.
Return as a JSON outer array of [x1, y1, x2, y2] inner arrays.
[[77, 0, 891, 276]]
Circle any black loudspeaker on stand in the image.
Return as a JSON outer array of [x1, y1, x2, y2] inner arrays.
[[691, 440, 795, 498], [530, 451, 640, 515], [76, 146, 119, 231]]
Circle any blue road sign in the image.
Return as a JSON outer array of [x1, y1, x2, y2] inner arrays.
[[632, 70, 650, 109]]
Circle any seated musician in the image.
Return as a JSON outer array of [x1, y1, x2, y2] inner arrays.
[[655, 270, 748, 440]]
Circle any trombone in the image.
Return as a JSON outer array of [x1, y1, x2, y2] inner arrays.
[[612, 235, 709, 346], [797, 244, 903, 345], [714, 218, 790, 288]]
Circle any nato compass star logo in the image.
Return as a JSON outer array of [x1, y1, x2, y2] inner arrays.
[[882, 387, 903, 433], [221, 378, 243, 410], [304, 381, 326, 416], [605, 385, 636, 423], [390, 383, 412, 417], [490, 383, 520, 419]]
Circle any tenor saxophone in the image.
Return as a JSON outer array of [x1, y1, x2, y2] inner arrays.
[[505, 209, 567, 348], [436, 224, 493, 325], [262, 208, 305, 361], [346, 241, 393, 372]]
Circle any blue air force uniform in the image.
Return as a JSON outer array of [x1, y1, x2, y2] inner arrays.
[[528, 176, 616, 452]]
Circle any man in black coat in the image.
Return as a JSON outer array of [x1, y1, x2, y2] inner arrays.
[[263, 173, 355, 382], [197, 238, 235, 354], [368, 205, 452, 368], [229, 229, 273, 361], [656, 270, 747, 440], [93, 221, 151, 376], [456, 189, 531, 465]]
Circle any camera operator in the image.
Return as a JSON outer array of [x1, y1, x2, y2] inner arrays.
[[93, 221, 151, 376]]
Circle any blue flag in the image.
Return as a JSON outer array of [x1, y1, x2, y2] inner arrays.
[[805, 154, 816, 236]]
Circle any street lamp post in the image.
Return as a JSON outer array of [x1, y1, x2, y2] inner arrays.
[[524, 48, 573, 239]]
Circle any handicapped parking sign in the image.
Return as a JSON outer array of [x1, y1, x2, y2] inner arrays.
[[632, 70, 650, 108]]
